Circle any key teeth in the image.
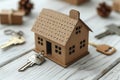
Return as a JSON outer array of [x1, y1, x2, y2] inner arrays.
[[95, 33, 105, 39], [18, 69, 24, 72], [95, 37, 100, 39], [18, 66, 27, 72], [18, 62, 32, 72], [95, 35, 102, 39], [95, 33, 108, 39]]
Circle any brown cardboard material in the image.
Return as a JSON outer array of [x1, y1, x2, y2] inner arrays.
[[31, 8, 92, 67], [0, 10, 24, 25], [65, 0, 89, 5], [113, 0, 120, 12]]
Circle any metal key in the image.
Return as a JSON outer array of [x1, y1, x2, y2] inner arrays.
[[95, 24, 120, 39], [95, 30, 115, 39], [18, 53, 45, 72], [0, 35, 25, 49], [89, 42, 116, 55]]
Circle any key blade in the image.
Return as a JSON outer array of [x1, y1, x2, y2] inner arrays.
[[89, 42, 98, 47], [18, 62, 34, 72], [0, 36, 25, 49], [0, 40, 14, 49], [18, 62, 30, 72], [107, 24, 120, 35], [95, 30, 112, 39]]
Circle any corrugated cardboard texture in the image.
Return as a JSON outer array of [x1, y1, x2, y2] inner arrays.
[[32, 9, 78, 46], [65, 20, 89, 65], [32, 9, 91, 46]]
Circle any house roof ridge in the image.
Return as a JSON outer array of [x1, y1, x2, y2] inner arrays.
[[32, 8, 91, 46]]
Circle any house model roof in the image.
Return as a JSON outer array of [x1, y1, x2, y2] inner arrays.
[[32, 8, 91, 46]]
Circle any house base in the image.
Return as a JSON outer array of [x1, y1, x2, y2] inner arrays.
[[34, 48, 89, 68], [64, 51, 89, 68]]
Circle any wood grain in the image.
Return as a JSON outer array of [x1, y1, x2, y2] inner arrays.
[[100, 63, 120, 80], [0, 0, 120, 80]]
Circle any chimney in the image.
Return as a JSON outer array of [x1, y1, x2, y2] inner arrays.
[[69, 9, 80, 20]]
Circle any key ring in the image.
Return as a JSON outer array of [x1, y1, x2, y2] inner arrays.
[[4, 29, 24, 36], [17, 31, 24, 36], [4, 29, 16, 35]]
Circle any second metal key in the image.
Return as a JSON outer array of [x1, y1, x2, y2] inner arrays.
[[95, 30, 115, 39], [95, 24, 120, 39]]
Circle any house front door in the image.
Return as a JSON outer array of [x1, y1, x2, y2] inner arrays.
[[46, 41, 52, 55]]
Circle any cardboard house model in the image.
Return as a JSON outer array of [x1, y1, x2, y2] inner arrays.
[[65, 0, 89, 5], [113, 0, 120, 12], [32, 9, 92, 67]]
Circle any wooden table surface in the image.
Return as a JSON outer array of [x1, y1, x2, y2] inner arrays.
[[0, 0, 120, 80]]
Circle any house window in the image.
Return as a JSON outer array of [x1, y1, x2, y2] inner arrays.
[[69, 45, 75, 55], [55, 45, 62, 54], [80, 40, 86, 49], [76, 26, 81, 34], [38, 37, 43, 45]]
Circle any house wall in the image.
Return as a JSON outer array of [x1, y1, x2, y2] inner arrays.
[[65, 20, 89, 65], [34, 33, 66, 64]]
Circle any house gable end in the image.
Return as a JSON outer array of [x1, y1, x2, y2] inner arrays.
[[65, 19, 91, 47]]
